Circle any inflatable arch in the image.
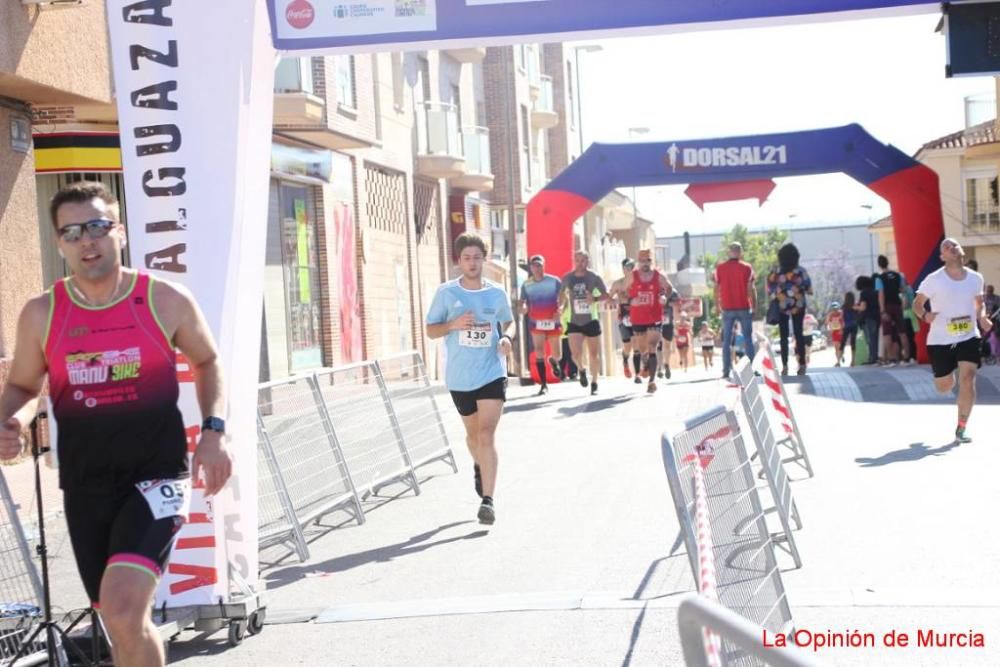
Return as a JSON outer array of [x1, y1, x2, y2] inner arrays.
[[526, 124, 944, 358]]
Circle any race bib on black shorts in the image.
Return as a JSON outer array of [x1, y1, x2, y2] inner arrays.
[[136, 479, 191, 520]]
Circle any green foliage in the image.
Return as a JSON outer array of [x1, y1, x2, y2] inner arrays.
[[698, 225, 789, 329]]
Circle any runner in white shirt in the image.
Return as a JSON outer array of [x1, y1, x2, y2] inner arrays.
[[912, 238, 993, 443]]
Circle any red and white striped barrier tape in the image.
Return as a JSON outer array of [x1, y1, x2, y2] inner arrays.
[[691, 445, 722, 666], [755, 352, 796, 437]]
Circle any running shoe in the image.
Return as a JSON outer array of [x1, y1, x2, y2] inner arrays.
[[955, 428, 972, 444], [590, 381, 598, 395], [665, 366, 671, 379], [477, 500, 495, 525], [647, 381, 657, 394], [657, 371, 664, 379], [474, 464, 482, 498], [624, 366, 633, 379], [549, 358, 563, 380], [634, 376, 642, 384], [579, 370, 588, 388], [537, 385, 548, 396]]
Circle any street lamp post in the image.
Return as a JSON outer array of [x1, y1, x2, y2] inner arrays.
[[628, 126, 650, 225], [572, 45, 603, 157]]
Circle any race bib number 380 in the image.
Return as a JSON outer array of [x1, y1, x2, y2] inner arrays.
[[136, 479, 191, 520], [459, 324, 493, 348], [947, 316, 973, 337]]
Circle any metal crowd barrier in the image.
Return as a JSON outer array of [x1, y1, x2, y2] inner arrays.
[[0, 469, 47, 665], [256, 352, 456, 562], [662, 406, 794, 666], [678, 595, 821, 667], [751, 335, 813, 477], [732, 359, 803, 569]]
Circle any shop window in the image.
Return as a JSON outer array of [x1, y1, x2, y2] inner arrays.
[[266, 180, 323, 374]]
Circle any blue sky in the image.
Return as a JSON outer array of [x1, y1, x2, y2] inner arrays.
[[572, 12, 994, 236]]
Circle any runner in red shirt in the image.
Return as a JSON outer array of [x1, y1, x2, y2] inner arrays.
[[825, 302, 846, 367], [623, 249, 674, 393]]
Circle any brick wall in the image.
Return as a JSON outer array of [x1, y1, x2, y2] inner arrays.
[[483, 47, 523, 208], [318, 56, 378, 143], [543, 43, 572, 176], [31, 106, 76, 125]]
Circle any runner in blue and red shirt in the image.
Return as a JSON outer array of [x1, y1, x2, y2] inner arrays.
[[519, 255, 565, 395]]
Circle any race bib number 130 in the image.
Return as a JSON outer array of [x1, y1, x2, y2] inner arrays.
[[460, 325, 492, 348]]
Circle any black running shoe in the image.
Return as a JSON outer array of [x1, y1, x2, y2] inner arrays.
[[548, 358, 563, 380], [537, 385, 548, 396], [579, 369, 588, 388], [590, 381, 598, 395], [665, 365, 671, 379], [474, 464, 482, 498], [477, 500, 495, 525], [634, 376, 642, 384]]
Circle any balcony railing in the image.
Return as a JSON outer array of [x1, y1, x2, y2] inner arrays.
[[536, 75, 554, 114], [461, 126, 491, 174], [416, 101, 461, 157]]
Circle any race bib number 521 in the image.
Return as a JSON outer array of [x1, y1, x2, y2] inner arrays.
[[136, 479, 191, 520]]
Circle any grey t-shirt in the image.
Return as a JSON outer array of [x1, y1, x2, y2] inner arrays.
[[561, 270, 608, 325]]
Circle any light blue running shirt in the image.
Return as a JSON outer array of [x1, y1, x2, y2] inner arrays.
[[426, 278, 514, 391]]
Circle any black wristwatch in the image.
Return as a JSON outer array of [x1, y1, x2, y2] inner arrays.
[[202, 416, 226, 434]]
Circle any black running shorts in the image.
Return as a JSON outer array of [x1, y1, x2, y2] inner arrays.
[[661, 323, 674, 341], [64, 482, 186, 605], [631, 322, 663, 334], [928, 337, 982, 378], [565, 320, 601, 337], [618, 322, 633, 342], [450, 377, 508, 417]]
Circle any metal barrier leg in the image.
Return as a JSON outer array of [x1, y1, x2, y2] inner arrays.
[[373, 362, 422, 496], [308, 375, 366, 526], [257, 414, 310, 562], [414, 355, 458, 473]]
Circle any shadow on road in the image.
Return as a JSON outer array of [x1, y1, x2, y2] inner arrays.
[[263, 521, 487, 590], [555, 394, 638, 417], [855, 441, 960, 468], [503, 395, 582, 413]]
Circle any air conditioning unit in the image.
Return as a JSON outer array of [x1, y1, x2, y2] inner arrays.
[[22, 0, 84, 7]]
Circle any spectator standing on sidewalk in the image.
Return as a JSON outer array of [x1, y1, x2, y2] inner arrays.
[[766, 243, 812, 375], [875, 255, 912, 366], [713, 242, 756, 380], [841, 291, 858, 366], [855, 275, 881, 365]]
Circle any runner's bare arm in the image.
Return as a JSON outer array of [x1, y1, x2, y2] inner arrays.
[[661, 274, 674, 298], [158, 281, 232, 496], [427, 312, 474, 339], [0, 297, 49, 460], [911, 292, 932, 323], [976, 294, 992, 332]]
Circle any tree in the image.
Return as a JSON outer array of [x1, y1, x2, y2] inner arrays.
[[698, 225, 788, 329], [805, 247, 856, 317]]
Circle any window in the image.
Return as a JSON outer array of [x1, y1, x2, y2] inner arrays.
[[964, 170, 1000, 233], [391, 53, 405, 111], [517, 45, 527, 72], [265, 180, 323, 374], [274, 57, 314, 94], [566, 61, 576, 129], [372, 54, 383, 141], [336, 55, 356, 109]]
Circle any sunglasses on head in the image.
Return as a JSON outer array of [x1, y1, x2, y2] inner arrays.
[[57, 219, 115, 243]]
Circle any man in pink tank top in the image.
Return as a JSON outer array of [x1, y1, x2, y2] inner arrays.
[[0, 182, 232, 667]]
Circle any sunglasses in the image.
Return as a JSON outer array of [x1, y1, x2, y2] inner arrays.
[[57, 219, 115, 243]]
